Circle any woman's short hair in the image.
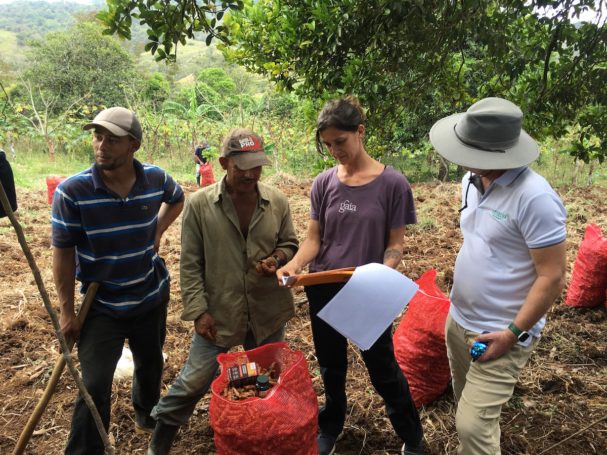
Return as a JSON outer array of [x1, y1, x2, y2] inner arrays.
[[315, 96, 366, 155]]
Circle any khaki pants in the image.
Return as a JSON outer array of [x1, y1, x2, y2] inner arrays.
[[445, 314, 537, 455]]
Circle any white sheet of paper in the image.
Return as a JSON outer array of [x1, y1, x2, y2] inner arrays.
[[282, 275, 297, 286], [317, 263, 419, 351]]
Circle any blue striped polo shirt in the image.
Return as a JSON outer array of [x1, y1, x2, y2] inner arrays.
[[51, 160, 184, 317]]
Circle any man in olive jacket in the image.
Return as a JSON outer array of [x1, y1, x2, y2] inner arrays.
[[148, 128, 298, 454]]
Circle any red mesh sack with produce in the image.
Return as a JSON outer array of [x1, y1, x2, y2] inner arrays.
[[565, 224, 607, 308], [46, 176, 66, 204], [210, 342, 317, 455], [199, 162, 215, 187], [394, 269, 451, 407]]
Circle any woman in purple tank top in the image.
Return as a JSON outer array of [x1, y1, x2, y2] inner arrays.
[[277, 97, 424, 455]]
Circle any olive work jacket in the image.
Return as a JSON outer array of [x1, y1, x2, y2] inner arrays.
[[180, 177, 298, 348]]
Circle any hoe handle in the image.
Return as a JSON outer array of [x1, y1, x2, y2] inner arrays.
[[13, 282, 100, 455]]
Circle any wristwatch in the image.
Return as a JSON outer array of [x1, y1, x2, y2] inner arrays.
[[507, 322, 530, 342], [271, 254, 284, 267]]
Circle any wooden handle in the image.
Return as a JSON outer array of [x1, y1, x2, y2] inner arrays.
[[13, 282, 100, 455], [288, 267, 355, 287]]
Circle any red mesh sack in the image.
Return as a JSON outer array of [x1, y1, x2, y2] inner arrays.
[[210, 342, 317, 455], [565, 224, 607, 308], [394, 269, 451, 407], [199, 162, 216, 187], [46, 176, 66, 204]]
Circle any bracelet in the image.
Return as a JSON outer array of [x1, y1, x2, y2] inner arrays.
[[271, 254, 284, 267], [507, 322, 523, 338]]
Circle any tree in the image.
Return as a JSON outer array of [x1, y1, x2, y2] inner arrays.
[[97, 0, 243, 62], [218, 0, 606, 162], [99, 0, 606, 163], [25, 22, 137, 112], [143, 72, 172, 109], [196, 67, 255, 121], [8, 78, 86, 160]]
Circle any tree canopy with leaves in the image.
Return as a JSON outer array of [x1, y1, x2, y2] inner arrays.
[[98, 0, 243, 61], [100, 0, 606, 163], [219, 0, 606, 161]]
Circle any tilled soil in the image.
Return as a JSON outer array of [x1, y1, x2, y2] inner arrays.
[[0, 175, 606, 455]]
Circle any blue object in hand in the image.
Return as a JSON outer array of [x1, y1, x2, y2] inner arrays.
[[470, 341, 488, 361]]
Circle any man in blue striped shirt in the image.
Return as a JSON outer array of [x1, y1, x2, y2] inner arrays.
[[51, 107, 184, 455]]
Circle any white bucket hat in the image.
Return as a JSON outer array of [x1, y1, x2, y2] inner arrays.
[[429, 97, 539, 170]]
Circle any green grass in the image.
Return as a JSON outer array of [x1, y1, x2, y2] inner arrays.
[[9, 150, 216, 190], [8, 143, 606, 192], [11, 154, 94, 190], [7, 144, 315, 192], [0, 30, 17, 57], [531, 154, 607, 188]]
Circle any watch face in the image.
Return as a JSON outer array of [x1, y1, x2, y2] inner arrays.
[[519, 332, 530, 342]]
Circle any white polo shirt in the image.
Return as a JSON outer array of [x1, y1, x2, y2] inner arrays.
[[450, 167, 567, 339]]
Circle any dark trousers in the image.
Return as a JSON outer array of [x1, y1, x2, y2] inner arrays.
[[305, 283, 423, 446], [65, 301, 168, 455]]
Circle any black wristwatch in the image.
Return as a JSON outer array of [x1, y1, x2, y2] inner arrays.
[[507, 322, 529, 342]]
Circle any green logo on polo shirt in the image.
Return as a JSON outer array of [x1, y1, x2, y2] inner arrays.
[[491, 210, 508, 222]]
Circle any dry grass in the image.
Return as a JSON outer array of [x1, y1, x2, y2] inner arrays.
[[0, 177, 606, 454]]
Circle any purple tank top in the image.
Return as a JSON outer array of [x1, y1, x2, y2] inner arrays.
[[309, 166, 416, 272]]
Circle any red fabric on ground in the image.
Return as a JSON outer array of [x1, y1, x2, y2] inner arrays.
[[394, 269, 451, 407], [210, 342, 318, 455]]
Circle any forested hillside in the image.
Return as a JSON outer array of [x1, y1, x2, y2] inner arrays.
[[0, 0, 100, 44]]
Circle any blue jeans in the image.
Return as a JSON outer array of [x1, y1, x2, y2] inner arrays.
[[65, 301, 168, 455], [152, 325, 284, 426]]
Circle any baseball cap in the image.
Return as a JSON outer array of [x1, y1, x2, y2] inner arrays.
[[83, 107, 143, 142], [221, 128, 271, 170]]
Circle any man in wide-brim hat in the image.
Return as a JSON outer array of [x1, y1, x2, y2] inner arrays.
[[429, 98, 567, 455]]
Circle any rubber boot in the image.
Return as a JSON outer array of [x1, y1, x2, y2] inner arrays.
[[147, 421, 179, 455]]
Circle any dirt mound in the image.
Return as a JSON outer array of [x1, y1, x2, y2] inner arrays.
[[0, 180, 606, 454]]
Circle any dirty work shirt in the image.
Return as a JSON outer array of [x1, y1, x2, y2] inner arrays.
[[179, 177, 298, 348], [450, 167, 567, 339], [51, 160, 184, 317], [309, 165, 416, 272]]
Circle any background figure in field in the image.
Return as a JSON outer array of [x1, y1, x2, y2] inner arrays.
[[148, 128, 298, 455], [277, 97, 424, 455], [429, 97, 567, 455], [0, 149, 17, 217], [193, 141, 210, 187], [51, 107, 184, 455]]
